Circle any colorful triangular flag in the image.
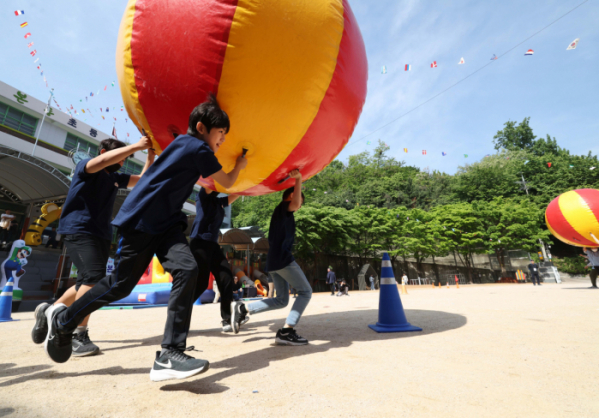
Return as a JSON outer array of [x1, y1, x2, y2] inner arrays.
[[403, 148, 408, 153], [442, 152, 447, 156], [525, 49, 534, 56], [490, 54, 498, 60], [458, 57, 465, 64]]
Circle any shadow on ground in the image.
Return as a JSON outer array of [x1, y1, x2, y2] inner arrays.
[[4, 309, 465, 393], [160, 308, 466, 394]]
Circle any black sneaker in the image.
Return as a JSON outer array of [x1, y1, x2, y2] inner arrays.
[[72, 330, 100, 357], [222, 320, 232, 333], [275, 328, 308, 346], [31, 302, 50, 344], [230, 301, 247, 334], [150, 349, 210, 382], [44, 303, 73, 363]]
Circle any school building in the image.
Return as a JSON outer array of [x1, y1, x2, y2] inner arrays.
[[0, 79, 232, 242]]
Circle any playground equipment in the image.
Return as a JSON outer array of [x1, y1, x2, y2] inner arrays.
[[24, 203, 62, 246], [116, 0, 367, 195], [234, 268, 254, 287], [254, 280, 267, 296], [369, 253, 422, 333], [111, 256, 172, 306], [545, 189, 599, 247], [138, 256, 172, 285]]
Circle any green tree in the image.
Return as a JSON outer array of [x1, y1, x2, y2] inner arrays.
[[294, 206, 358, 280], [434, 203, 487, 283], [476, 198, 552, 273]]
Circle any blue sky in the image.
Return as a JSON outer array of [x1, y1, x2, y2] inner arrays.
[[1, 0, 598, 174]]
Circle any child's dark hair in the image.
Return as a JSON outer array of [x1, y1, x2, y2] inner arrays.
[[188, 93, 230, 136], [100, 138, 127, 152], [282, 187, 305, 202]]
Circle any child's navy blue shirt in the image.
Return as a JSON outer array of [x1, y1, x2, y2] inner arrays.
[[57, 159, 130, 241], [113, 135, 222, 234], [190, 188, 229, 243], [266, 201, 296, 272]]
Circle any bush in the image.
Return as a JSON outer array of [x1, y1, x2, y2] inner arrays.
[[551, 255, 589, 275]]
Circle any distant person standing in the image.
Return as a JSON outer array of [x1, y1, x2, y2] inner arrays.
[[327, 267, 337, 296], [1, 210, 15, 244], [528, 260, 541, 286], [369, 274, 375, 291], [581, 247, 599, 289], [45, 227, 59, 249]]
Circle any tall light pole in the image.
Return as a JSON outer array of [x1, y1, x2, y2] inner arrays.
[[515, 173, 529, 195], [32, 88, 54, 157]]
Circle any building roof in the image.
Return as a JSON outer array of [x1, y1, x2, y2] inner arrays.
[[0, 145, 70, 203]]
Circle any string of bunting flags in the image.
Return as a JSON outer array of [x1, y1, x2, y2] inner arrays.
[[11, 9, 136, 140], [380, 39, 579, 74]]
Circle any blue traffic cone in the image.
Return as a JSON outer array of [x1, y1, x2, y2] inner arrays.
[[369, 252, 421, 333], [0, 276, 19, 323]]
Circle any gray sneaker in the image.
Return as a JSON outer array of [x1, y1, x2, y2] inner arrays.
[[221, 320, 232, 333], [150, 349, 209, 382], [72, 330, 100, 357], [31, 302, 50, 344]]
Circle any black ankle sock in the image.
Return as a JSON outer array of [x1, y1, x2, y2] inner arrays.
[[240, 304, 248, 315], [280, 327, 293, 334]]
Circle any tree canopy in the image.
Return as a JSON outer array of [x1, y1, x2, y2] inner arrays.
[[231, 119, 596, 266]]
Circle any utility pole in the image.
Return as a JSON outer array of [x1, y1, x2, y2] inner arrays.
[[515, 173, 529, 196], [32, 88, 54, 157]]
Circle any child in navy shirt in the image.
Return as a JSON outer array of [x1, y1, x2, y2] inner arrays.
[[31, 137, 154, 356], [189, 187, 243, 332], [231, 170, 312, 345], [43, 95, 248, 382]]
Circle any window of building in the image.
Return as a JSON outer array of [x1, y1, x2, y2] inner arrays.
[[64, 133, 99, 156], [120, 159, 143, 175], [0, 101, 39, 136]]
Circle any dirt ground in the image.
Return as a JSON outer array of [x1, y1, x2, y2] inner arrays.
[[1, 281, 598, 418]]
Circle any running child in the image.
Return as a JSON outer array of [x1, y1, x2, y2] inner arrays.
[[230, 169, 312, 345], [43, 95, 248, 382], [31, 137, 155, 356], [189, 187, 247, 332]]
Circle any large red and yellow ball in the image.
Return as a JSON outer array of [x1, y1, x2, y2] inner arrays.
[[116, 0, 367, 195], [545, 189, 599, 247]]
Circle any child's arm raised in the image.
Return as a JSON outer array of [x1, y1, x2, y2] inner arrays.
[[211, 154, 248, 189], [85, 136, 152, 174], [288, 169, 302, 212], [128, 148, 156, 187]]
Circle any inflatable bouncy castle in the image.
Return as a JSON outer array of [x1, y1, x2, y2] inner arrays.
[[116, 0, 367, 195]]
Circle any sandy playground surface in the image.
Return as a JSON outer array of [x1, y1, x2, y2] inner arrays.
[[1, 281, 598, 418]]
